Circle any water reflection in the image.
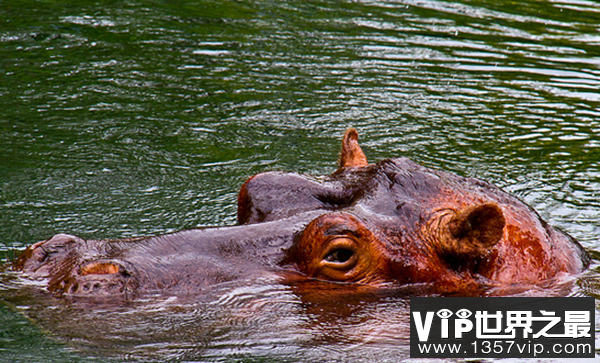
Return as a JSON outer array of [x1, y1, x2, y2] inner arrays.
[[3, 267, 594, 361]]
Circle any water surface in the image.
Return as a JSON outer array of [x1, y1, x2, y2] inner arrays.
[[2, 0, 600, 361]]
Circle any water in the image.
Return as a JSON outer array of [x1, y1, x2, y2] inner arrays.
[[2, 0, 600, 361]]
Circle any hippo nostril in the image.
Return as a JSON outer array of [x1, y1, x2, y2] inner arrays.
[[325, 248, 354, 264], [69, 283, 78, 293]]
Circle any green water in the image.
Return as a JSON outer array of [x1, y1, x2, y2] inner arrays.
[[2, 0, 600, 361]]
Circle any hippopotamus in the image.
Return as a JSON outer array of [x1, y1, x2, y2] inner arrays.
[[14, 129, 589, 300]]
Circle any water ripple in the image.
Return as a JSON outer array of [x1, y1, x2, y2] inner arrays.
[[3, 0, 600, 361]]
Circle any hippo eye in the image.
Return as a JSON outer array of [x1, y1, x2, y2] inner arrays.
[[325, 248, 354, 264], [321, 237, 358, 272]]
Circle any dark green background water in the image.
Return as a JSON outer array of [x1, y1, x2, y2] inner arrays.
[[2, 0, 600, 362]]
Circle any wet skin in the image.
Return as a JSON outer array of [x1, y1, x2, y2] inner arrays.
[[14, 129, 589, 300]]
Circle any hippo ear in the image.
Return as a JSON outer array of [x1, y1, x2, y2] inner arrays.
[[445, 203, 505, 256], [338, 128, 368, 170]]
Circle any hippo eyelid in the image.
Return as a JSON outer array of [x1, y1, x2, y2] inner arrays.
[[322, 238, 357, 258], [323, 226, 360, 238]]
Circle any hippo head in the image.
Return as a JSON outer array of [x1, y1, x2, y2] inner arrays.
[[13, 129, 589, 299], [239, 129, 588, 290]]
